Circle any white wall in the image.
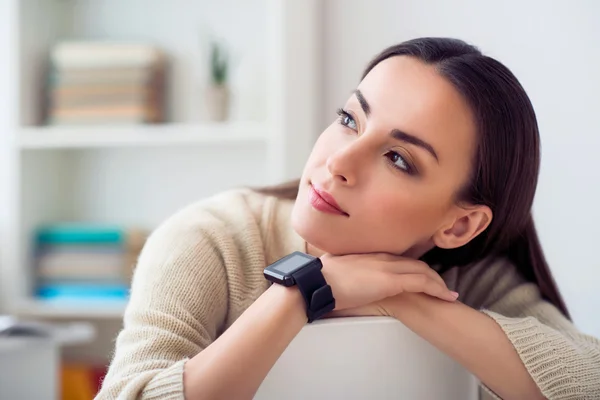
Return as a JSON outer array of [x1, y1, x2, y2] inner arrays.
[[68, 0, 268, 123], [323, 0, 600, 336], [0, 0, 17, 312]]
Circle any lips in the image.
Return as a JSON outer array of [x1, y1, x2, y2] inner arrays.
[[309, 183, 349, 216]]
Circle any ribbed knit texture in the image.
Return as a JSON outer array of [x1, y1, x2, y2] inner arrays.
[[95, 189, 600, 399]]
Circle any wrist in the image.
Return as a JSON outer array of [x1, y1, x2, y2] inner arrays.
[[264, 252, 335, 323], [384, 292, 434, 320], [266, 283, 307, 323], [389, 292, 465, 323]]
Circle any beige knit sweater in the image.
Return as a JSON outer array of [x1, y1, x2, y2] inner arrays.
[[96, 189, 600, 400]]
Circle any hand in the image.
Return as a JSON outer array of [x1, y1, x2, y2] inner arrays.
[[320, 253, 458, 312], [326, 292, 437, 319]]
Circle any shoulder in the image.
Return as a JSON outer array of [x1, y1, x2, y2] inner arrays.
[[159, 187, 302, 262], [139, 188, 278, 269], [158, 188, 273, 231], [442, 257, 576, 333], [129, 189, 288, 317], [133, 187, 301, 298], [145, 188, 280, 249]]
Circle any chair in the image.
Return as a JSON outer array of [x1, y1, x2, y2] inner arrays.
[[256, 316, 479, 400]]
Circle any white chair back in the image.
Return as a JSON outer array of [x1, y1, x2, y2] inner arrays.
[[256, 316, 479, 400]]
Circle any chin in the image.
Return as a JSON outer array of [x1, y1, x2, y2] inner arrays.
[[291, 201, 349, 255], [292, 202, 432, 258]]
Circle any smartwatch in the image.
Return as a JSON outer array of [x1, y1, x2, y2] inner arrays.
[[264, 251, 336, 323]]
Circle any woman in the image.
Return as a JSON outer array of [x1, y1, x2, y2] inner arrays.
[[96, 38, 600, 399]]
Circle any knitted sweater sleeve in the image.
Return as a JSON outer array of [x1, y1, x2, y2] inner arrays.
[[94, 204, 230, 400], [446, 259, 600, 399]]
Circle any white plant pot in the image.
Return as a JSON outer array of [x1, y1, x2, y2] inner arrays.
[[205, 84, 230, 121]]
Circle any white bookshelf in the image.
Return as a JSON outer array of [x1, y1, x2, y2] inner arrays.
[[15, 299, 127, 319], [0, 0, 322, 321], [18, 123, 268, 149]]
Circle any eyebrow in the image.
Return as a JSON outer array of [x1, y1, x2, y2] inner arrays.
[[391, 129, 439, 162], [354, 89, 371, 117], [353, 89, 439, 163]]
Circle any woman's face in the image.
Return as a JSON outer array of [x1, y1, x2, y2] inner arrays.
[[292, 56, 480, 256]]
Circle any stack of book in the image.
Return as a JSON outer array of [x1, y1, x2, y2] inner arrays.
[[34, 223, 146, 303], [61, 362, 107, 400], [46, 41, 166, 125]]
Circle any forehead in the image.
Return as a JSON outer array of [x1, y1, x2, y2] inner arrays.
[[356, 56, 476, 165]]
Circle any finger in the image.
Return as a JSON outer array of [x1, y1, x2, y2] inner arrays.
[[382, 260, 447, 287], [347, 254, 445, 286], [395, 274, 458, 302]]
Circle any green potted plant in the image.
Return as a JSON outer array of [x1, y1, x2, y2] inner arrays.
[[205, 41, 230, 121]]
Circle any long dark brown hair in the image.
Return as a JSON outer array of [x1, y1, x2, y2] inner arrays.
[[256, 37, 570, 318]]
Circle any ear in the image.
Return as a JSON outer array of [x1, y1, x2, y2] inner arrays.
[[432, 205, 493, 250]]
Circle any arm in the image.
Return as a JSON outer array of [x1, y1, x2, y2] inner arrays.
[[384, 259, 600, 400], [184, 252, 456, 399], [386, 293, 543, 399], [95, 202, 309, 400], [184, 284, 306, 399], [96, 204, 457, 400]]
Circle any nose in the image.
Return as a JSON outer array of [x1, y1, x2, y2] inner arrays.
[[326, 142, 363, 186]]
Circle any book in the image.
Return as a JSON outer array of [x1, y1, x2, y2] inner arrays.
[[50, 88, 159, 109], [48, 104, 161, 125], [36, 244, 124, 255], [36, 283, 129, 300], [37, 252, 125, 280], [61, 363, 107, 400], [46, 41, 167, 126], [61, 364, 97, 400], [36, 224, 126, 244], [51, 41, 166, 69], [49, 67, 156, 86], [33, 224, 147, 289]]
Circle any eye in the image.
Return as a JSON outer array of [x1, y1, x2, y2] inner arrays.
[[336, 108, 357, 131], [385, 151, 415, 175]]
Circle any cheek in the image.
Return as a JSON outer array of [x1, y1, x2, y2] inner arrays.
[[303, 124, 341, 171], [363, 186, 449, 237]]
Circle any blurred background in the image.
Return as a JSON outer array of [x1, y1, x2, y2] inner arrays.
[[0, 0, 598, 398]]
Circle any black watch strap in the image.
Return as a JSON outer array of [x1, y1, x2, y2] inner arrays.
[[291, 259, 336, 323]]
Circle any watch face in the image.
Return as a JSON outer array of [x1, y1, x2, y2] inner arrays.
[[267, 251, 314, 275], [264, 252, 316, 286], [274, 253, 313, 274]]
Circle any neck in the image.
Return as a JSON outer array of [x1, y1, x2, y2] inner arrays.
[[305, 242, 326, 258], [304, 241, 435, 260]]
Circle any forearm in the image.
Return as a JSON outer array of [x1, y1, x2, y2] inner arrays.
[[389, 294, 544, 400], [184, 284, 306, 399]]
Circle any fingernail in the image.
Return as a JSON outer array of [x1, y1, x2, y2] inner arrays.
[[450, 291, 459, 299]]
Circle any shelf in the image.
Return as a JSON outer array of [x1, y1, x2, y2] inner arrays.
[[18, 122, 269, 149], [15, 299, 127, 319]]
